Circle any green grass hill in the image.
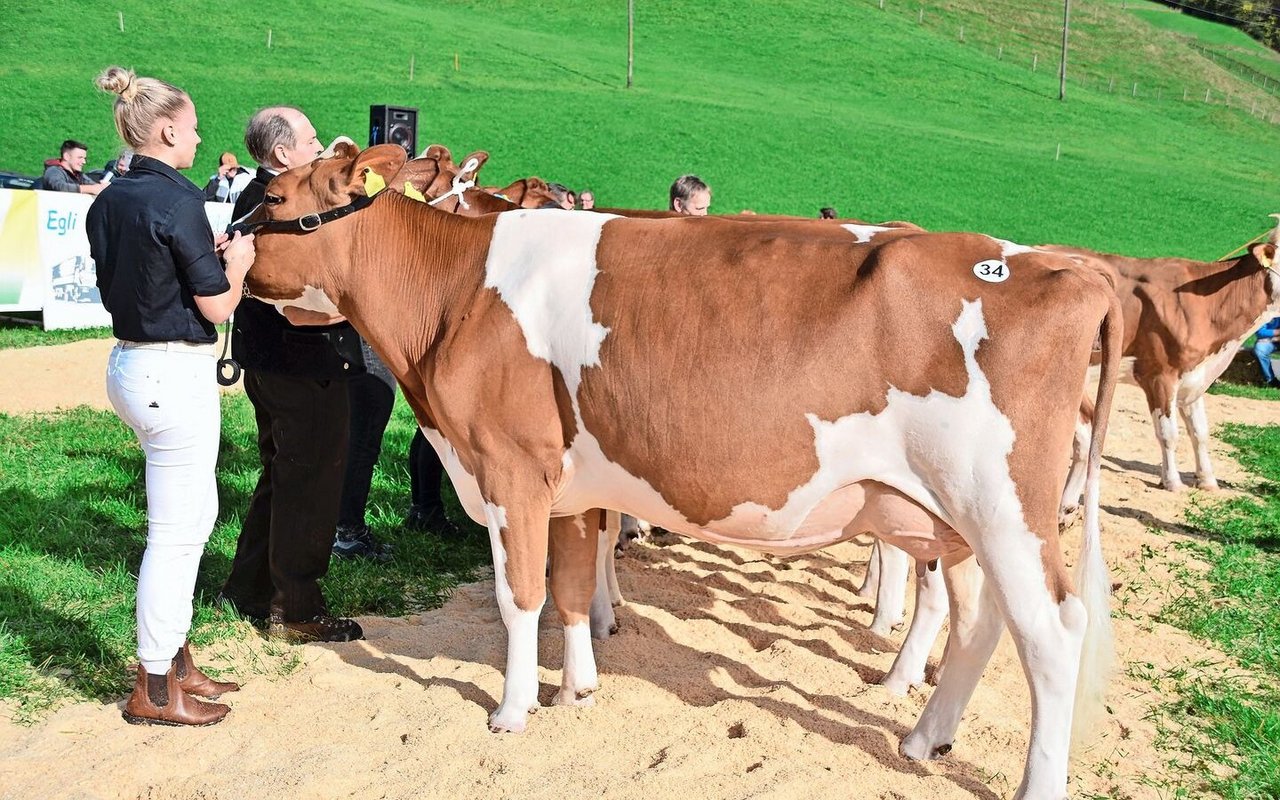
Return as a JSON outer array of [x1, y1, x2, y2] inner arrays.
[[1, 0, 1277, 258]]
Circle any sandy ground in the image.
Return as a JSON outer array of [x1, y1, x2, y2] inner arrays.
[[0, 339, 1272, 800]]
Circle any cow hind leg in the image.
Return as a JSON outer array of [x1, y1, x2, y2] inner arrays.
[[882, 555, 951, 695], [1059, 416, 1090, 523], [589, 526, 619, 640], [855, 539, 882, 600], [900, 554, 1000, 761], [1151, 403, 1186, 491], [1179, 396, 1219, 490], [550, 511, 602, 706], [483, 495, 552, 734], [869, 541, 910, 636], [911, 537, 1089, 800]]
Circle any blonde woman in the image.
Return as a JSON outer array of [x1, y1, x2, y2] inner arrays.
[[87, 66, 255, 726]]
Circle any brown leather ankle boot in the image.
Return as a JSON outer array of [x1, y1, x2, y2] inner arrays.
[[122, 664, 229, 727], [175, 642, 239, 699]]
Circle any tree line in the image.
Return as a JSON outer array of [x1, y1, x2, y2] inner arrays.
[[1154, 0, 1280, 51]]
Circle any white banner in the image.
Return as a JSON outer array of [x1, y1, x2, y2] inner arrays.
[[0, 188, 242, 330]]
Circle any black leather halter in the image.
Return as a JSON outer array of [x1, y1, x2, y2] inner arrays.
[[226, 193, 376, 237]]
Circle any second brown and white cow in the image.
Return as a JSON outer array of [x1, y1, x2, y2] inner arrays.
[[242, 144, 1121, 800], [1051, 241, 1280, 502]]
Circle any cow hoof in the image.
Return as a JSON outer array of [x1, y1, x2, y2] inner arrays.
[[590, 620, 616, 641], [553, 688, 596, 707], [869, 617, 902, 637], [1162, 479, 1187, 492], [880, 671, 923, 696], [900, 733, 952, 761], [1197, 480, 1220, 491], [488, 708, 531, 734]]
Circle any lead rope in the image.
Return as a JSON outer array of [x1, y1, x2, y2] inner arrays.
[[216, 318, 241, 386], [426, 157, 480, 210]]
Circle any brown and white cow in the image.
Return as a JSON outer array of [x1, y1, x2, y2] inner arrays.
[[393, 145, 922, 640], [1052, 241, 1280, 502], [243, 144, 1122, 800]]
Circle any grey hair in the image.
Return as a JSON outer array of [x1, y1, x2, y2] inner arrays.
[[669, 174, 709, 210], [244, 106, 302, 165]]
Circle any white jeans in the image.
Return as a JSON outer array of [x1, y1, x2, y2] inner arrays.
[[106, 342, 220, 674]]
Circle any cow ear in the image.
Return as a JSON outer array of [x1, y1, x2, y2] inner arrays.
[[1251, 241, 1276, 269], [457, 150, 489, 180], [421, 143, 453, 164], [496, 179, 526, 203], [388, 157, 442, 198], [321, 136, 359, 159], [346, 144, 407, 198]]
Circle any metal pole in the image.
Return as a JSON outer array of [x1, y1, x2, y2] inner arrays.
[[1059, 0, 1071, 101], [627, 0, 634, 89]]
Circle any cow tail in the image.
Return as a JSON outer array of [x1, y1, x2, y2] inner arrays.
[[1072, 291, 1121, 749]]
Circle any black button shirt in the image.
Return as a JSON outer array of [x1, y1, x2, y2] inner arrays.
[[87, 154, 231, 343]]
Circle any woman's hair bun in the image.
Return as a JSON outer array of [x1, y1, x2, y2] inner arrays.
[[95, 66, 138, 102]]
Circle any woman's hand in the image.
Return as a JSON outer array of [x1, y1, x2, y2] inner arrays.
[[222, 231, 255, 276]]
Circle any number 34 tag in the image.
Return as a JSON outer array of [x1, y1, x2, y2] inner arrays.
[[972, 259, 1009, 283]]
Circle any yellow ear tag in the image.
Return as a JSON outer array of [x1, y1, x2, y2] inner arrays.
[[402, 181, 427, 203], [363, 169, 386, 197]]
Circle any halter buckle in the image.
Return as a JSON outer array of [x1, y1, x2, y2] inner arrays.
[[299, 213, 322, 231]]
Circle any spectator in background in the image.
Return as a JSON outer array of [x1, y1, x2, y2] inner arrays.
[[1253, 316, 1280, 387], [819, 207, 837, 219], [579, 189, 595, 210], [42, 139, 107, 195], [102, 148, 134, 182], [204, 152, 254, 203], [669, 175, 710, 216], [544, 182, 574, 210]]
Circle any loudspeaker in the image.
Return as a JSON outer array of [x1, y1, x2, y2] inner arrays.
[[368, 105, 418, 157]]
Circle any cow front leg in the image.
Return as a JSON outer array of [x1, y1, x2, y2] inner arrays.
[[1151, 404, 1185, 491], [882, 555, 950, 695], [900, 554, 1000, 761], [1179, 396, 1218, 490], [869, 541, 910, 635], [483, 497, 551, 734], [550, 510, 602, 706]]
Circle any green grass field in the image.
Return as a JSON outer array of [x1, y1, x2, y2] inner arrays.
[[1, 0, 1278, 259], [0, 396, 489, 722]]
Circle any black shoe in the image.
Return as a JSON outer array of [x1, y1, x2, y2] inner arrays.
[[404, 505, 483, 538], [215, 591, 269, 626], [333, 523, 393, 561], [267, 613, 364, 643]]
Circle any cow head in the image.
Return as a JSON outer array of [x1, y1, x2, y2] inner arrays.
[[495, 177, 558, 209], [1250, 240, 1280, 307], [389, 145, 491, 213], [246, 143, 407, 308]]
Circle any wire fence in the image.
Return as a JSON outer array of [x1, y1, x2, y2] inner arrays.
[[866, 0, 1280, 125]]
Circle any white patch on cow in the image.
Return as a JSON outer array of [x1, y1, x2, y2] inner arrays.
[[704, 300, 1036, 553], [556, 622, 598, 706], [972, 259, 1009, 283], [993, 237, 1037, 258], [420, 427, 487, 524], [839, 223, 894, 243], [483, 209, 619, 396], [267, 284, 341, 316], [484, 501, 542, 733]]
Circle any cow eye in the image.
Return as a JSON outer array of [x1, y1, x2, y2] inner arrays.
[[264, 194, 284, 205]]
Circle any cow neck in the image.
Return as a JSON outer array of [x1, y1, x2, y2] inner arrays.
[[1190, 254, 1274, 332], [336, 190, 494, 416]]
